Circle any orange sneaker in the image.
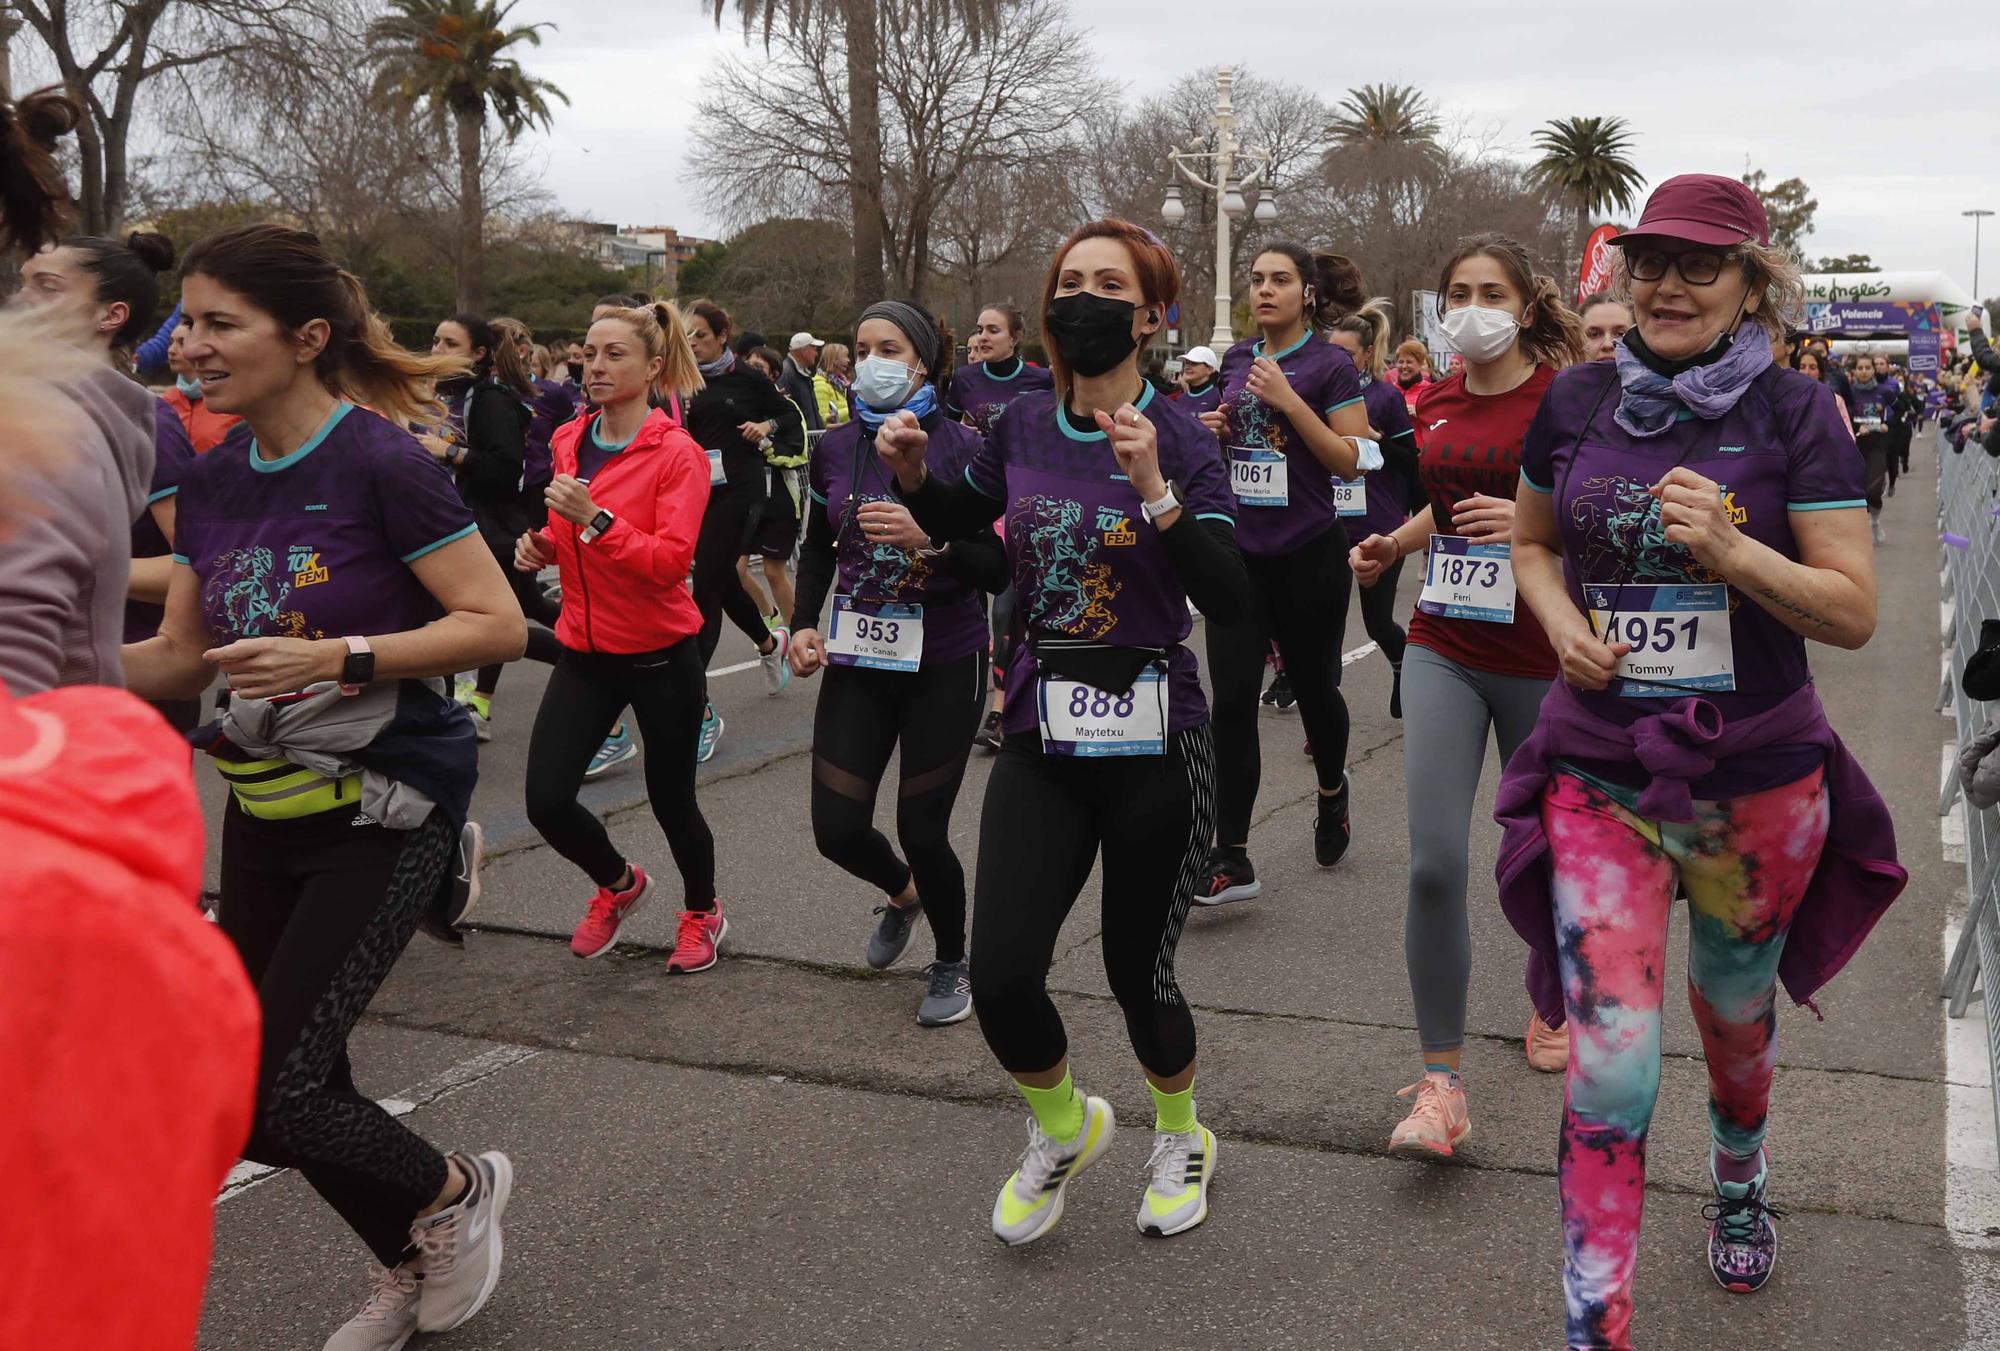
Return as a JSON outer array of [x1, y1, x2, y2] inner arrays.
[[666, 904, 728, 974], [1389, 1071, 1470, 1158], [1526, 1012, 1570, 1073]]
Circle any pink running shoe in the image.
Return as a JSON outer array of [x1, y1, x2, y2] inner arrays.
[[666, 904, 729, 974], [1388, 1070, 1471, 1159], [1526, 1011, 1570, 1073], [570, 867, 650, 958]]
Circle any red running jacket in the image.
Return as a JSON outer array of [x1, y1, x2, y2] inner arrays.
[[0, 685, 260, 1350], [535, 406, 711, 655]]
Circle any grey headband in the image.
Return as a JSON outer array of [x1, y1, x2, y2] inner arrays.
[[857, 300, 941, 377]]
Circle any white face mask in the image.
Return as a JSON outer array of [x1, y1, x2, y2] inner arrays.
[[851, 355, 919, 410], [1439, 304, 1522, 365]]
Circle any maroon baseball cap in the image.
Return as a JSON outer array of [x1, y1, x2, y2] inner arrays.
[[1612, 174, 1771, 249]]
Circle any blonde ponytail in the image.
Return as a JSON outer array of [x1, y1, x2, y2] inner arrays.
[[1523, 273, 1586, 369], [1329, 295, 1398, 377]]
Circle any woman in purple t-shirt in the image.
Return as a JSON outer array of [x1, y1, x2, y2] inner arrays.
[[882, 219, 1250, 1248], [1511, 174, 1883, 1348], [122, 224, 528, 1348], [1195, 244, 1378, 905]]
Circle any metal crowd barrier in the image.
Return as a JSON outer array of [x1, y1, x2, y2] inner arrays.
[[1937, 427, 2000, 1134]]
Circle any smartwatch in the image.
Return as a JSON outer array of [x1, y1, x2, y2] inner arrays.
[[338, 635, 375, 695], [1139, 480, 1183, 525], [581, 509, 615, 544]]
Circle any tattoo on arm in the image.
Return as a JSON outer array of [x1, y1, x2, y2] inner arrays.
[[1754, 584, 1834, 629]]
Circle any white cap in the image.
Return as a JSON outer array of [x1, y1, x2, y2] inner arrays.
[[1182, 346, 1219, 368], [789, 332, 822, 351]]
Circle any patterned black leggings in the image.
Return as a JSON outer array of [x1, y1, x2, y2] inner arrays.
[[220, 804, 455, 1265]]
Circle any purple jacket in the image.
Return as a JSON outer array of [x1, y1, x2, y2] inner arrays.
[[1494, 679, 1907, 1027]]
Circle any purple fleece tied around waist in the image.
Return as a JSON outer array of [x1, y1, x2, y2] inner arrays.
[[1613, 320, 1772, 437]]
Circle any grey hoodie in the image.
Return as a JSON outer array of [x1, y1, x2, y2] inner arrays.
[[0, 364, 155, 694]]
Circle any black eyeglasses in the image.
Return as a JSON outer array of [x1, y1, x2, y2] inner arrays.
[[1625, 248, 1733, 286]]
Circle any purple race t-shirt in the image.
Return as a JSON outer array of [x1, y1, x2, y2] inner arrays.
[[1520, 362, 1866, 796], [1847, 376, 1896, 432], [808, 415, 988, 665], [1218, 332, 1364, 556], [963, 384, 1235, 735], [947, 358, 1055, 439], [1344, 375, 1416, 546], [1181, 381, 1223, 418], [173, 403, 478, 644], [126, 398, 199, 643]]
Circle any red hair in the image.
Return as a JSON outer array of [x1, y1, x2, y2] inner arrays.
[[1040, 218, 1181, 395]]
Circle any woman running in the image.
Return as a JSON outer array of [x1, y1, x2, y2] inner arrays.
[[1348, 233, 1583, 1155], [1327, 298, 1418, 719], [882, 217, 1249, 1245], [950, 302, 1056, 749], [1178, 345, 1223, 417], [1795, 349, 1854, 437], [741, 345, 810, 629], [121, 222, 526, 1350], [2, 229, 171, 696], [516, 302, 731, 978], [1847, 355, 1895, 542], [429, 313, 564, 739], [1391, 339, 1433, 414], [789, 299, 1005, 1026], [163, 313, 243, 450], [492, 316, 575, 507], [1197, 244, 1378, 902], [682, 298, 796, 759], [1578, 291, 1635, 362], [1500, 172, 1903, 1351]]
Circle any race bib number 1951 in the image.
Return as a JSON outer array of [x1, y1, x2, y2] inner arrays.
[[1038, 668, 1167, 757], [1587, 583, 1735, 697], [1417, 536, 1516, 623]]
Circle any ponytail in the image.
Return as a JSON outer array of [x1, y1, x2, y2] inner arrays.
[[0, 86, 80, 255], [333, 272, 461, 427], [594, 301, 705, 404], [1435, 232, 1585, 371], [1328, 295, 1397, 378]]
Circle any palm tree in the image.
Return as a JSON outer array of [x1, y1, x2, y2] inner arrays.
[[713, 0, 998, 314], [1326, 82, 1442, 163], [1529, 115, 1645, 275], [369, 0, 567, 312]]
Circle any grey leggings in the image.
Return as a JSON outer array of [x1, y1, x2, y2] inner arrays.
[[1401, 643, 1551, 1054]]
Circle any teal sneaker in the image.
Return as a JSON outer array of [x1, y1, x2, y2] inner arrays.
[[584, 725, 637, 779], [698, 703, 724, 763]]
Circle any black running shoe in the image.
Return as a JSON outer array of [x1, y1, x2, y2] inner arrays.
[[1196, 849, 1261, 907], [1389, 661, 1403, 720], [974, 709, 1004, 751], [1270, 671, 1296, 711], [1314, 773, 1352, 868]]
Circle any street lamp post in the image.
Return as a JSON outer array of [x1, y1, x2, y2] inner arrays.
[[1966, 209, 1994, 303], [1159, 66, 1276, 349]]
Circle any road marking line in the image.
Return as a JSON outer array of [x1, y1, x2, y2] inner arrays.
[[707, 658, 760, 677], [1945, 743, 1969, 864], [218, 1044, 541, 1202], [1341, 641, 1379, 667]]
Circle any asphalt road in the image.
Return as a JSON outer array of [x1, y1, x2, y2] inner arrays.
[[198, 435, 2000, 1350]]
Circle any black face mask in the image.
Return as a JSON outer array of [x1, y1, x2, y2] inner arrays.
[[1045, 291, 1142, 378], [567, 361, 584, 381]]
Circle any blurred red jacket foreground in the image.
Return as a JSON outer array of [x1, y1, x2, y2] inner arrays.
[[0, 685, 259, 1351]]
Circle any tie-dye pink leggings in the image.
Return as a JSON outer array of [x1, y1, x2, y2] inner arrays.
[[1540, 766, 1830, 1351]]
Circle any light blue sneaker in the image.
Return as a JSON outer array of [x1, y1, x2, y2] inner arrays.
[[698, 702, 724, 763], [585, 725, 637, 779]]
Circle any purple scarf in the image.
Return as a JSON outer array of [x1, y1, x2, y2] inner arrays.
[[1613, 320, 1773, 437]]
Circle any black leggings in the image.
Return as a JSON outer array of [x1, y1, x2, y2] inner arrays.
[[1351, 554, 1407, 666], [693, 488, 773, 666], [1205, 526, 1352, 844], [524, 640, 716, 905], [971, 724, 1216, 1078], [811, 652, 985, 963], [220, 805, 455, 1267], [476, 563, 564, 696]]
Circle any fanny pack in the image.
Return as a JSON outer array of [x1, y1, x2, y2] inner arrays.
[[1026, 631, 1167, 696], [214, 754, 363, 821]]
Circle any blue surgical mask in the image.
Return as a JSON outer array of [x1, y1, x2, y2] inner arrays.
[[851, 355, 920, 410], [175, 374, 203, 401]]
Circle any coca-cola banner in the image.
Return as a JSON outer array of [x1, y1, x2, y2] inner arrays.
[[1576, 225, 1618, 303]]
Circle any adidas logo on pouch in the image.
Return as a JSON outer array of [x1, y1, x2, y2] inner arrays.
[[351, 811, 380, 827]]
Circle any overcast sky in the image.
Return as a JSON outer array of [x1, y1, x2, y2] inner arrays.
[[507, 0, 1992, 288]]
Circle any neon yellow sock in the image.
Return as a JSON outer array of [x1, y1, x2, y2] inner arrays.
[[1149, 1080, 1196, 1135], [467, 692, 491, 719], [1018, 1070, 1084, 1143]]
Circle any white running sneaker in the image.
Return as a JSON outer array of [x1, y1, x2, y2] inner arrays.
[[991, 1095, 1115, 1246], [412, 1150, 512, 1333], [761, 626, 793, 695], [1137, 1123, 1217, 1237], [322, 1265, 419, 1351]]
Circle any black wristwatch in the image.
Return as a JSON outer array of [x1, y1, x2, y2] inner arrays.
[[581, 509, 615, 544]]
